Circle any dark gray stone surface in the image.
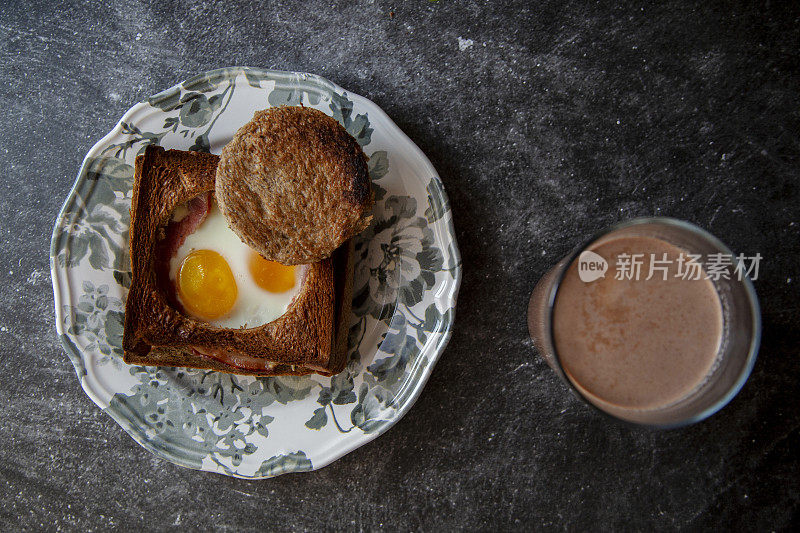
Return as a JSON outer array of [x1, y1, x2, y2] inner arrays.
[[1, 0, 798, 530]]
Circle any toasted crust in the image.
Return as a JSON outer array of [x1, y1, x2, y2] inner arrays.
[[215, 106, 373, 265], [122, 145, 353, 376]]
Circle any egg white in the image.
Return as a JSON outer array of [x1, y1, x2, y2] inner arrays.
[[168, 201, 302, 328]]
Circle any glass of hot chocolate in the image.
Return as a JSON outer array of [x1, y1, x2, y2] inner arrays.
[[527, 218, 760, 427]]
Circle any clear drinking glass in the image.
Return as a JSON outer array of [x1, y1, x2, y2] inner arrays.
[[527, 217, 761, 428]]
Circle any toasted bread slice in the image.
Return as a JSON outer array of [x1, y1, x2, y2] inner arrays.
[[216, 106, 373, 265], [122, 145, 353, 376]]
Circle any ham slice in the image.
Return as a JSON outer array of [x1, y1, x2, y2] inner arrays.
[[155, 193, 212, 306], [161, 193, 212, 260], [191, 346, 281, 371]]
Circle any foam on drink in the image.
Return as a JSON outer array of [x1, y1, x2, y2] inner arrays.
[[553, 236, 723, 410]]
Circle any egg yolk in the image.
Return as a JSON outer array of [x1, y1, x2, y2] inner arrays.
[[177, 249, 238, 319], [248, 251, 296, 293]]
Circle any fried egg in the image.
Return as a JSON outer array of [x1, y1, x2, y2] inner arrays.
[[168, 201, 302, 328]]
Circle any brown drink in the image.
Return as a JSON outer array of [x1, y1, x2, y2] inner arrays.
[[552, 236, 722, 410], [527, 218, 760, 427]]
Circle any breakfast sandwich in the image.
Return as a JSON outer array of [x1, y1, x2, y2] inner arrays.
[[122, 107, 371, 376]]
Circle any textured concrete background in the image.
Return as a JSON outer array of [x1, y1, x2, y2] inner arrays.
[[1, 0, 799, 530]]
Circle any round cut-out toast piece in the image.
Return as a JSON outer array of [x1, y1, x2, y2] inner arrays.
[[216, 106, 373, 265]]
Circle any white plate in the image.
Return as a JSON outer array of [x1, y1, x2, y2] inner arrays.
[[50, 67, 462, 478]]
